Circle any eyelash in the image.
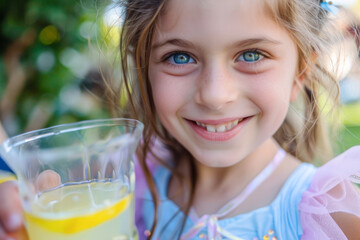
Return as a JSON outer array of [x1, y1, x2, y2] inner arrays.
[[161, 49, 269, 67], [162, 51, 196, 66], [235, 49, 267, 63]]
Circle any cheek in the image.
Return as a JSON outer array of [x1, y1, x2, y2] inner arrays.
[[149, 70, 170, 117], [248, 71, 294, 124], [149, 66, 188, 120], [257, 92, 290, 136]]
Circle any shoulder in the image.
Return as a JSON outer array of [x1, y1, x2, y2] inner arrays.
[[274, 155, 316, 206], [299, 146, 360, 239], [331, 207, 360, 239], [134, 138, 174, 238], [273, 160, 316, 235]]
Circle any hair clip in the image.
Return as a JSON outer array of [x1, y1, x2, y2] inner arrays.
[[320, 0, 339, 15]]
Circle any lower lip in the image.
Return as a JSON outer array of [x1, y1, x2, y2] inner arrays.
[[188, 117, 251, 141]]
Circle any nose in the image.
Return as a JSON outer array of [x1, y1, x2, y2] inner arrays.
[[195, 62, 238, 110]]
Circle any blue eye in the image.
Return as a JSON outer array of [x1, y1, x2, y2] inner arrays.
[[237, 51, 263, 62], [168, 53, 195, 65]]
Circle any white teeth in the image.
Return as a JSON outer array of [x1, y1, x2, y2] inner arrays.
[[195, 119, 242, 133], [216, 125, 226, 132], [206, 125, 216, 133], [196, 121, 206, 128], [228, 119, 240, 130]]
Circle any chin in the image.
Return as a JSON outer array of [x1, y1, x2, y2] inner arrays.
[[192, 150, 245, 168]]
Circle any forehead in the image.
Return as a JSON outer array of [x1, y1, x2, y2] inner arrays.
[[154, 0, 289, 47]]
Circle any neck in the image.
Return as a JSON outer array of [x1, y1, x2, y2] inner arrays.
[[169, 138, 282, 215]]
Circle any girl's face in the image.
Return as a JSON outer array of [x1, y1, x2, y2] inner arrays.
[[149, 0, 301, 167]]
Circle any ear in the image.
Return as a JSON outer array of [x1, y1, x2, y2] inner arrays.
[[290, 54, 316, 102], [290, 67, 306, 102]]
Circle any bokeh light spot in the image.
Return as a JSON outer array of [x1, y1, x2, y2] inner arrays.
[[39, 25, 60, 45]]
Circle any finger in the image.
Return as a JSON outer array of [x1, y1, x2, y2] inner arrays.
[[0, 181, 23, 233], [36, 170, 61, 192], [0, 224, 9, 240], [7, 225, 28, 240]]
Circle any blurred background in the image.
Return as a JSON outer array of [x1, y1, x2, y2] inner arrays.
[[0, 0, 122, 138], [0, 0, 359, 168]]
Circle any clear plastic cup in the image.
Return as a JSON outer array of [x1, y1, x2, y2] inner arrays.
[[0, 118, 143, 240]]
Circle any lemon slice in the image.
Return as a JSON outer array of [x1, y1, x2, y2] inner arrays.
[[25, 193, 132, 234]]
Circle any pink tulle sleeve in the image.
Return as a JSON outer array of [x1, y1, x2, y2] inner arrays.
[[299, 146, 360, 239]]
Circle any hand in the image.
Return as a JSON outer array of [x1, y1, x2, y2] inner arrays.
[[0, 170, 61, 240], [0, 181, 28, 240]]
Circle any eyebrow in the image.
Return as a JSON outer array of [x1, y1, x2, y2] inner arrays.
[[152, 37, 282, 50], [152, 38, 196, 50], [231, 38, 282, 48]]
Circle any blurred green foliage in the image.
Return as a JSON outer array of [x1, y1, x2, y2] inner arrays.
[[337, 125, 360, 152], [0, 0, 114, 136]]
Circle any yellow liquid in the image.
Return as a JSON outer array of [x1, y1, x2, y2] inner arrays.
[[24, 181, 138, 240]]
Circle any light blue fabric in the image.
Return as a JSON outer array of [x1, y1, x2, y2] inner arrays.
[[141, 163, 317, 240], [0, 156, 13, 173]]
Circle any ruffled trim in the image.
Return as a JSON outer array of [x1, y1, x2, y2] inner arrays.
[[299, 146, 360, 239]]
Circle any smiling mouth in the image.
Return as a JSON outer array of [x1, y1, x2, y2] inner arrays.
[[194, 118, 245, 133]]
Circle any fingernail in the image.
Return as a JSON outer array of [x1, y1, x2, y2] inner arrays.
[[5, 214, 22, 231]]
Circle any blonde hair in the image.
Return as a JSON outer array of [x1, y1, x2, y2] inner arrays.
[[111, 0, 352, 238], [265, 0, 344, 163]]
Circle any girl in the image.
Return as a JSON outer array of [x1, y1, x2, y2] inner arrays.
[[1, 0, 360, 239]]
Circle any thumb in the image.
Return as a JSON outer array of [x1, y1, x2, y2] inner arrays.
[[36, 170, 61, 192]]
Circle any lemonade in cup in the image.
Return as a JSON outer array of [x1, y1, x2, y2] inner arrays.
[[0, 118, 143, 240]]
